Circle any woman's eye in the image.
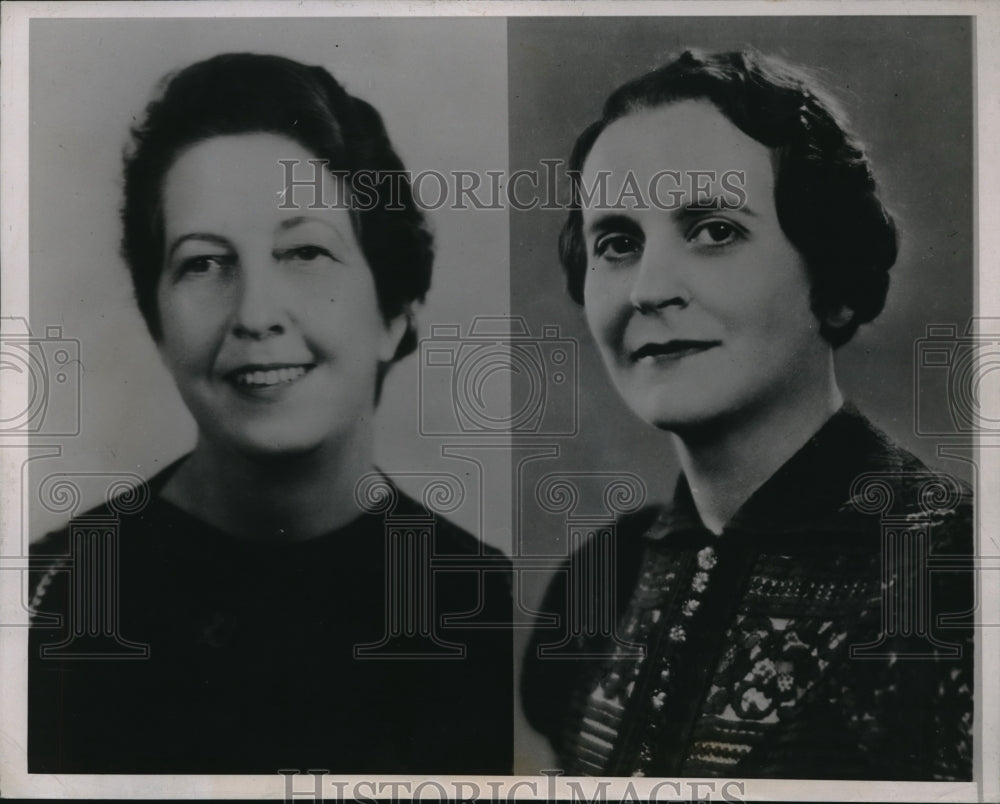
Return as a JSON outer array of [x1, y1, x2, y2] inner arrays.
[[281, 245, 334, 263], [178, 255, 230, 276], [687, 220, 743, 247], [594, 234, 642, 261]]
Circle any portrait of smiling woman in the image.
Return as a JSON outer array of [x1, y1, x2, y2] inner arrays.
[[521, 48, 974, 780], [28, 51, 512, 774]]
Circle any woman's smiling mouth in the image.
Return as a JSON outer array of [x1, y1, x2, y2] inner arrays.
[[226, 363, 315, 391]]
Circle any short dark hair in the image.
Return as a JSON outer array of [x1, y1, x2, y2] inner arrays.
[[559, 49, 898, 347], [122, 52, 433, 361]]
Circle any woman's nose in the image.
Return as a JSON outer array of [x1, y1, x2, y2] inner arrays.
[[231, 265, 287, 339], [628, 238, 689, 313]]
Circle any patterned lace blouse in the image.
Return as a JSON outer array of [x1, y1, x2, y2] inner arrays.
[[521, 406, 974, 780]]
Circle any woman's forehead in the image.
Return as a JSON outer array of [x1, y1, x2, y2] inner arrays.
[[583, 101, 774, 188], [161, 134, 352, 230], [164, 133, 319, 192], [157, 133, 362, 262]]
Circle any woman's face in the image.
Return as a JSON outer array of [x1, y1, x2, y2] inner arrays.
[[155, 133, 405, 457], [581, 100, 833, 434]]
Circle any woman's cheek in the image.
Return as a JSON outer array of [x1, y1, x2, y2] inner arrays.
[[590, 272, 631, 347], [290, 268, 346, 309]]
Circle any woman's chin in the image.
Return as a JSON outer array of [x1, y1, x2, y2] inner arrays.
[[240, 439, 322, 459], [629, 396, 720, 434], [190, 403, 368, 460], [205, 425, 334, 460]]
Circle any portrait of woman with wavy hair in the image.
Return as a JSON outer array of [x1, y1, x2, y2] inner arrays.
[[28, 50, 512, 775], [521, 48, 974, 780]]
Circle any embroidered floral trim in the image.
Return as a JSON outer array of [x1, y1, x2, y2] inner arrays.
[[705, 617, 830, 721]]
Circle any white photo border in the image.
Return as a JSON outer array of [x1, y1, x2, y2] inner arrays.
[[1, 2, 996, 801]]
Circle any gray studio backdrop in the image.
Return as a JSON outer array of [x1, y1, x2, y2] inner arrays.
[[508, 16, 973, 771]]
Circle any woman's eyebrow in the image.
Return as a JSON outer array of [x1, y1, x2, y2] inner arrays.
[[674, 200, 758, 220], [277, 215, 351, 247], [585, 213, 643, 238], [166, 232, 231, 261]]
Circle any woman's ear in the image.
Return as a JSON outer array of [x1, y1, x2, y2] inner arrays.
[[379, 305, 413, 363], [824, 305, 855, 331]]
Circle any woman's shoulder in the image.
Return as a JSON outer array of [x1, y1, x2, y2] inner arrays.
[[368, 477, 511, 562], [28, 465, 179, 617], [30, 461, 180, 553], [535, 502, 665, 562], [537, 504, 667, 599], [839, 404, 968, 483], [837, 408, 973, 547]]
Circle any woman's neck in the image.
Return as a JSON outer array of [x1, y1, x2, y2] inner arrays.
[[161, 423, 377, 543], [672, 366, 844, 535]]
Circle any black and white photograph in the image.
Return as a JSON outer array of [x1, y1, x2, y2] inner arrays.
[[6, 11, 515, 782], [510, 15, 977, 780], [0, 3, 996, 801]]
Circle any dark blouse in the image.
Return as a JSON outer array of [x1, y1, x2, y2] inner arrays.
[[522, 406, 974, 780], [29, 464, 513, 774]]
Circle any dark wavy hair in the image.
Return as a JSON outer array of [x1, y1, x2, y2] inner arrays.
[[559, 49, 898, 347], [122, 52, 433, 362]]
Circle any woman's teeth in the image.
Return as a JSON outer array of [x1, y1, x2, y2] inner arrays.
[[233, 366, 308, 387]]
